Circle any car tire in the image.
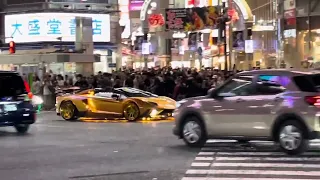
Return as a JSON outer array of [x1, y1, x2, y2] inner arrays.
[[14, 124, 30, 134], [123, 102, 140, 121], [181, 116, 207, 147], [277, 120, 309, 155], [60, 101, 78, 121]]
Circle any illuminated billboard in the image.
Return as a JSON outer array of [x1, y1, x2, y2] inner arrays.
[[5, 13, 111, 43]]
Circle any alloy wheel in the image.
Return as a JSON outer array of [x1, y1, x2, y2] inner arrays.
[[183, 121, 202, 144], [279, 125, 302, 151], [124, 104, 139, 121], [60, 102, 74, 120]]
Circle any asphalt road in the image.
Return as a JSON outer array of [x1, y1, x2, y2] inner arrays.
[[3, 112, 320, 180], [0, 112, 199, 180]]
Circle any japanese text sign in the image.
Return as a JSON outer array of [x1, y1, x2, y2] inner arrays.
[[5, 13, 110, 43], [165, 6, 219, 31]]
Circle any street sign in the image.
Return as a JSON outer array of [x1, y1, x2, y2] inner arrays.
[[108, 63, 116, 68], [245, 40, 254, 53]]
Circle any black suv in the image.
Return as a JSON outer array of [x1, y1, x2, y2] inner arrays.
[[0, 71, 36, 133]]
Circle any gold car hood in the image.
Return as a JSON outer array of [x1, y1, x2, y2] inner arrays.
[[136, 96, 176, 109]]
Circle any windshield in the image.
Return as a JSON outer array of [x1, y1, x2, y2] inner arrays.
[[0, 73, 26, 98], [117, 88, 158, 97]]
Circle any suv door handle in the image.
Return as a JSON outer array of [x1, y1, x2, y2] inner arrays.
[[274, 97, 282, 102], [236, 98, 244, 103]]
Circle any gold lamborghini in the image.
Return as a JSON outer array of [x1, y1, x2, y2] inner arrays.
[[56, 87, 176, 121]]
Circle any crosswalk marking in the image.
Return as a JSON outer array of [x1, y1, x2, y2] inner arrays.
[[186, 169, 320, 176], [215, 152, 319, 156], [215, 156, 320, 161], [195, 157, 214, 161], [181, 139, 320, 180], [212, 162, 320, 168], [198, 152, 215, 155], [182, 178, 312, 180], [191, 162, 211, 167]]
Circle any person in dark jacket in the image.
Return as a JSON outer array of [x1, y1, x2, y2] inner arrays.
[[152, 77, 166, 96], [74, 74, 88, 90]]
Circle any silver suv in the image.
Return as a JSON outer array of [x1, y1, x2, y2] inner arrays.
[[173, 69, 320, 155]]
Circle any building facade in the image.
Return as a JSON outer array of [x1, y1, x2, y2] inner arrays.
[[244, 0, 279, 69], [0, 0, 122, 75], [279, 0, 320, 68]]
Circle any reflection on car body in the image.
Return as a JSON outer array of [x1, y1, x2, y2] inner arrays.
[[56, 87, 176, 121], [173, 69, 320, 155]]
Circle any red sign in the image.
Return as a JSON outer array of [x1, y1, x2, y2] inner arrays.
[[9, 41, 15, 54], [228, 9, 239, 22], [148, 14, 164, 27], [284, 9, 295, 19], [188, 0, 195, 6]]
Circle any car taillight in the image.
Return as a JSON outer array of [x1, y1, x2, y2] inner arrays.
[[28, 92, 33, 99], [305, 96, 320, 107]]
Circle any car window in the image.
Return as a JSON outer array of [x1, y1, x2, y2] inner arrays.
[[0, 73, 26, 97], [95, 92, 113, 98], [293, 74, 320, 92], [119, 94, 127, 100], [218, 76, 254, 96], [256, 75, 286, 95], [116, 87, 158, 97]]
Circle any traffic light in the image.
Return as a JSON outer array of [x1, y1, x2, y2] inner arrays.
[[9, 41, 15, 54]]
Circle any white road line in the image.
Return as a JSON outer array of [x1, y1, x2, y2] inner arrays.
[[186, 169, 320, 175], [212, 162, 320, 168], [215, 157, 320, 161], [217, 152, 320, 156], [207, 139, 320, 142], [195, 157, 214, 161], [201, 148, 236, 151], [205, 139, 320, 147], [198, 152, 215, 155], [182, 178, 311, 180], [191, 162, 211, 167], [206, 140, 237, 143], [310, 143, 320, 146], [217, 152, 282, 156]]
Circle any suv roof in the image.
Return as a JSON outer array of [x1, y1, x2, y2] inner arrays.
[[238, 69, 320, 77]]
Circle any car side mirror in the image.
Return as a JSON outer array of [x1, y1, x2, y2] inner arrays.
[[207, 88, 215, 95]]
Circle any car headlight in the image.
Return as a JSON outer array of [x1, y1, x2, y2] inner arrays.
[[32, 95, 43, 105], [176, 100, 187, 108], [150, 109, 158, 117]]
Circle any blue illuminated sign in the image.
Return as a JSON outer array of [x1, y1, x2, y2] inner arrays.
[[5, 13, 111, 43]]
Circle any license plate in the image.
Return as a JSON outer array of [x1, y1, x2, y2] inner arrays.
[[4, 104, 17, 112]]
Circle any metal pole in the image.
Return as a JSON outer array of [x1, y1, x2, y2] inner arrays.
[[222, 2, 228, 71], [143, 33, 148, 68], [308, 0, 311, 58], [228, 0, 233, 71]]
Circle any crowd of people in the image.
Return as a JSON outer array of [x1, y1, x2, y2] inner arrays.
[[30, 67, 239, 109]]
